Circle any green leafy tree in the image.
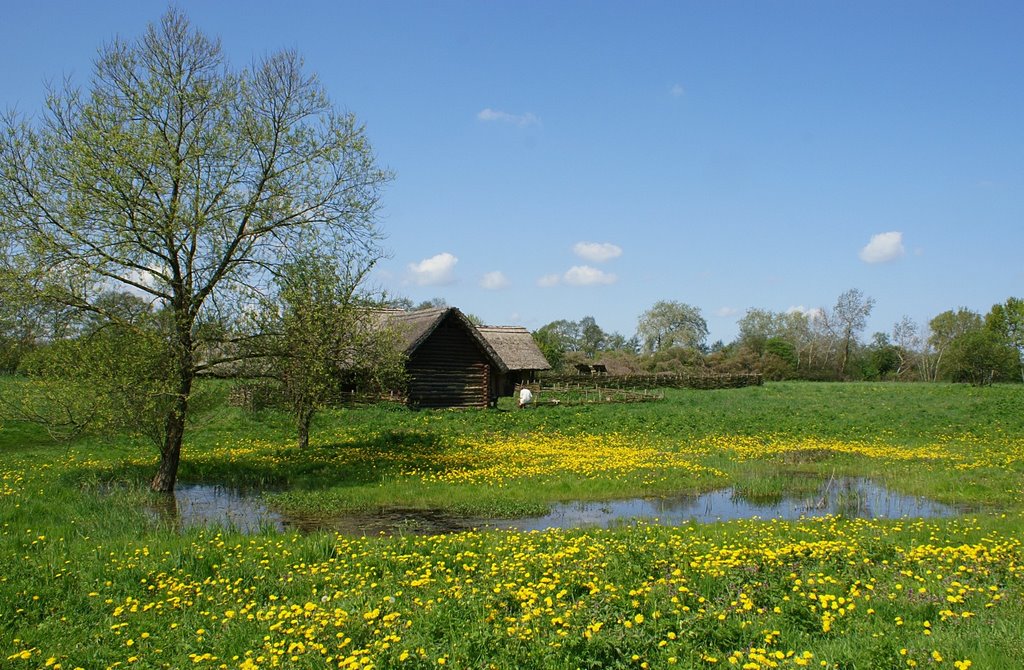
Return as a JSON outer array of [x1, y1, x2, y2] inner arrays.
[[0, 270, 82, 372], [533, 319, 583, 371], [866, 332, 900, 381], [603, 332, 640, 354], [540, 319, 584, 352], [637, 301, 708, 353], [259, 257, 404, 449], [7, 310, 175, 442], [763, 337, 798, 376], [579, 316, 607, 358], [944, 328, 1016, 385], [928, 308, 983, 381], [0, 10, 390, 491], [736, 308, 813, 374], [986, 297, 1024, 382], [736, 308, 780, 357], [533, 316, 633, 369], [412, 298, 449, 311], [531, 327, 566, 372]]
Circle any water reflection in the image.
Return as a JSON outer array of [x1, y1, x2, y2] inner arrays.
[[155, 478, 968, 536], [152, 484, 287, 534], [498, 478, 963, 532]]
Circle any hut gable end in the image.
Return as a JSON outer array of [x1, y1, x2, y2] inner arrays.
[[384, 308, 503, 408], [376, 308, 547, 407]]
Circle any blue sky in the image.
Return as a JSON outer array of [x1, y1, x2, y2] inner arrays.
[[3, 2, 1022, 343]]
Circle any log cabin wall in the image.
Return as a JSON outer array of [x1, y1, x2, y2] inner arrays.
[[406, 314, 492, 408]]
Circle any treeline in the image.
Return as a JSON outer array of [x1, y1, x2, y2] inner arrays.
[[533, 291, 1024, 385]]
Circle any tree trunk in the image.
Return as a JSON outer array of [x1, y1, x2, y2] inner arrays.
[[297, 407, 314, 449], [151, 325, 194, 493], [151, 398, 186, 493], [840, 332, 852, 378]]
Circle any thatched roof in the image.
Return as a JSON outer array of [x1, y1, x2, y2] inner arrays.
[[381, 307, 508, 372], [477, 326, 551, 372]]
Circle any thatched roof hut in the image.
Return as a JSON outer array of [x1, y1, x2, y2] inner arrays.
[[477, 325, 551, 397], [386, 308, 501, 363], [381, 307, 506, 408], [476, 326, 551, 372]]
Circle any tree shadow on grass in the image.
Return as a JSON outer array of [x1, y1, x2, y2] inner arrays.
[[49, 428, 464, 515], [71, 429, 454, 492]]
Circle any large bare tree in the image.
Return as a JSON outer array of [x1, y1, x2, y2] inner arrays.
[[0, 10, 390, 491]]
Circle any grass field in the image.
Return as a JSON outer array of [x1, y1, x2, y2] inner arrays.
[[2, 381, 1023, 668]]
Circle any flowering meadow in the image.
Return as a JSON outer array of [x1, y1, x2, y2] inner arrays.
[[2, 382, 1024, 668]]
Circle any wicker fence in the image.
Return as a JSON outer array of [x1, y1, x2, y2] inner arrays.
[[517, 382, 664, 406], [540, 372, 763, 390]]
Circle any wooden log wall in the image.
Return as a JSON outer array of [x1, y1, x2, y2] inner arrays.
[[407, 316, 491, 408]]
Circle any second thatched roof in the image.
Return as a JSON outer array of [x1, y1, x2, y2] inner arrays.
[[477, 326, 551, 372]]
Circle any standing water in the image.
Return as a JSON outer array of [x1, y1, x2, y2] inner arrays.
[[154, 477, 970, 536], [497, 478, 964, 532]]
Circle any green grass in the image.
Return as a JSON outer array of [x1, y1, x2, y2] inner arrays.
[[2, 380, 1024, 668]]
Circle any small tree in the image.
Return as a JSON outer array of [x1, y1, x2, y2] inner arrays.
[[866, 332, 900, 381], [763, 338, 798, 378], [578, 317, 607, 358], [413, 297, 449, 311], [736, 308, 778, 357], [259, 256, 405, 449], [531, 327, 566, 372]]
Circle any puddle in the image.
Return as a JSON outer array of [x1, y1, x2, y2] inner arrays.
[[496, 478, 966, 532], [149, 484, 287, 534], [153, 478, 971, 536]]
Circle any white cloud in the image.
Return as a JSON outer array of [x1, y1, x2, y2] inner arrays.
[[479, 271, 510, 290], [564, 265, 617, 286], [787, 305, 824, 321], [572, 241, 623, 263], [408, 252, 458, 286], [859, 231, 905, 264], [537, 264, 620, 287], [670, 83, 685, 98], [715, 307, 739, 318], [477, 108, 540, 127]]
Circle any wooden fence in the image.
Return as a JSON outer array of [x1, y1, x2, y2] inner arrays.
[[516, 382, 663, 407], [540, 372, 763, 390]]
